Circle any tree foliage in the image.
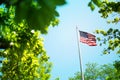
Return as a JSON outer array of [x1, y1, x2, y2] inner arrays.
[[88, 0, 120, 80], [0, 0, 66, 34], [88, 0, 120, 54], [113, 59, 120, 79], [0, 6, 51, 80], [96, 28, 120, 54], [0, 0, 66, 80], [69, 63, 118, 80], [88, 0, 120, 79], [84, 63, 99, 80]]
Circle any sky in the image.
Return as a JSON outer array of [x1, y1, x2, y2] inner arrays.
[[43, 0, 119, 80]]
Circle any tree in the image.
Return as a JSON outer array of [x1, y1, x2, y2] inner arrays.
[[112, 59, 120, 79], [55, 77, 60, 80], [69, 72, 81, 80], [88, 0, 120, 54], [0, 0, 66, 80], [99, 64, 117, 80], [69, 63, 117, 80], [0, 8, 51, 79], [84, 63, 99, 80], [88, 0, 120, 79]]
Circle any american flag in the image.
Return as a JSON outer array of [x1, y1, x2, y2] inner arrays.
[[79, 31, 97, 46]]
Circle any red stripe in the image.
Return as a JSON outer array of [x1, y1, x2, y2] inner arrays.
[[80, 37, 88, 43]]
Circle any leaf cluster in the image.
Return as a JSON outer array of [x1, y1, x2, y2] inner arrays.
[[88, 0, 102, 11], [0, 3, 57, 80], [88, 0, 120, 54], [88, 0, 120, 19], [0, 19, 52, 80], [112, 60, 120, 79], [0, 0, 66, 34], [96, 28, 120, 54]]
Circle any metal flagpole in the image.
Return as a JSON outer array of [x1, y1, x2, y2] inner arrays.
[[76, 27, 84, 80]]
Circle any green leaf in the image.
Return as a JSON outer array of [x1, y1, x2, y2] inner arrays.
[[88, 2, 95, 11], [92, 0, 102, 7]]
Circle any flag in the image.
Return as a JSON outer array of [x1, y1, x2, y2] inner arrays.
[[79, 31, 97, 46]]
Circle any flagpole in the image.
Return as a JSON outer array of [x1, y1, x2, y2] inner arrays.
[[76, 27, 84, 80]]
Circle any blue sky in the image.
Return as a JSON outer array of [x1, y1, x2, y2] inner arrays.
[[43, 0, 119, 80]]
